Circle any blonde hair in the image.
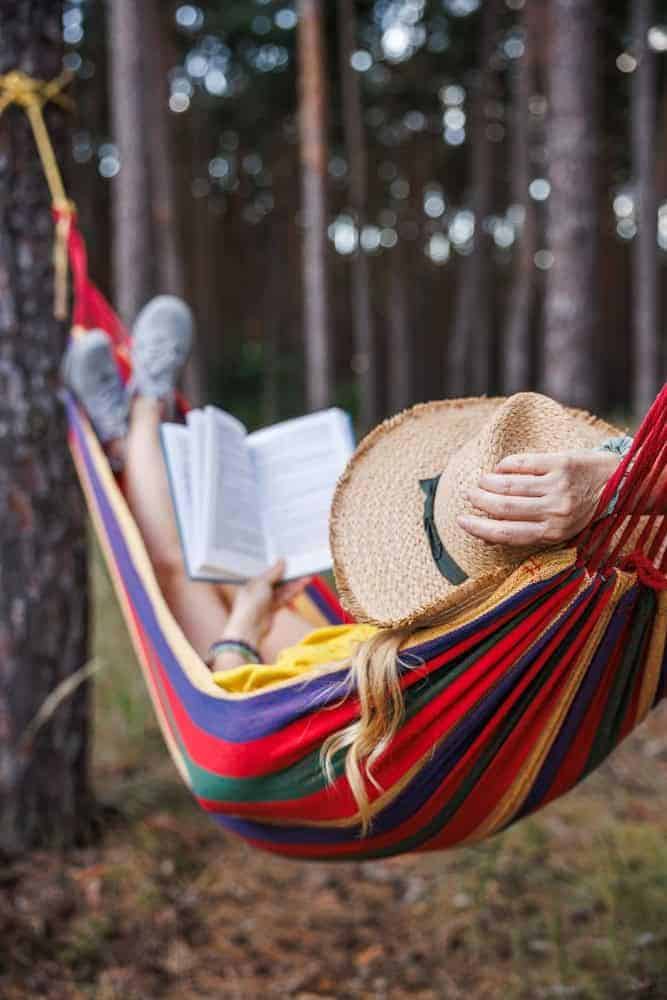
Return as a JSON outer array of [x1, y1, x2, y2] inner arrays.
[[319, 626, 417, 836], [318, 585, 497, 835]]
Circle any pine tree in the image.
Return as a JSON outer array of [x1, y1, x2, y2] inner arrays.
[[543, 0, 598, 407], [632, 0, 659, 416], [297, 0, 333, 411], [107, 0, 152, 324], [338, 0, 377, 431]]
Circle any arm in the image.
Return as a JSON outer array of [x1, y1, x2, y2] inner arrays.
[[208, 560, 306, 671]]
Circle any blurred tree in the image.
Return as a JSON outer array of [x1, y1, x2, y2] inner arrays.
[[338, 0, 378, 431], [543, 0, 598, 407], [106, 0, 152, 324], [297, 0, 333, 410], [632, 0, 659, 416], [447, 0, 502, 397], [142, 0, 203, 404], [387, 233, 411, 413], [503, 0, 540, 394], [143, 0, 185, 302], [0, 0, 91, 853]]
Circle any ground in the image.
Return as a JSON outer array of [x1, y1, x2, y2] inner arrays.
[[1, 548, 667, 1000]]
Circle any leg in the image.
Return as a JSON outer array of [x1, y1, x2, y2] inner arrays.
[[121, 396, 311, 662], [64, 310, 312, 664], [121, 396, 230, 659]]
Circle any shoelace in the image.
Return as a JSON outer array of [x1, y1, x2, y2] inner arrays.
[[94, 368, 127, 434]]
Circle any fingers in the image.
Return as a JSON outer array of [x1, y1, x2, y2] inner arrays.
[[477, 470, 555, 498], [273, 578, 308, 609], [457, 513, 547, 547], [260, 559, 286, 585], [466, 485, 548, 521], [495, 452, 565, 476]]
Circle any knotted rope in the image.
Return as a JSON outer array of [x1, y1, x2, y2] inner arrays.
[[0, 70, 76, 319]]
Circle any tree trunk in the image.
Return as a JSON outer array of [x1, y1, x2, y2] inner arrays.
[[107, 0, 152, 325], [632, 0, 659, 417], [387, 239, 412, 414], [337, 0, 377, 432], [502, 1, 539, 394], [542, 0, 598, 408], [0, 0, 90, 855], [447, 0, 501, 397], [142, 0, 185, 299], [297, 0, 333, 411], [141, 0, 203, 405]]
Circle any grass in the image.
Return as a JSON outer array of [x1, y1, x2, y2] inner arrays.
[[2, 539, 665, 999]]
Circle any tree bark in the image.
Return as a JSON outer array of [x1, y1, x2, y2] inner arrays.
[[387, 238, 412, 414], [447, 0, 501, 397], [142, 0, 185, 300], [632, 0, 659, 417], [542, 0, 598, 408], [297, 0, 333, 411], [502, 1, 539, 394], [0, 0, 90, 855], [141, 0, 203, 404], [107, 0, 153, 325], [337, 0, 377, 432]]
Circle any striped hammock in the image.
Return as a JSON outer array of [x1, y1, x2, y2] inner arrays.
[[65, 219, 667, 862]]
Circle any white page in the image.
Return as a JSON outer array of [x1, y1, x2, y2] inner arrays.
[[160, 423, 194, 575], [186, 409, 207, 568], [248, 408, 354, 578], [199, 407, 267, 579]]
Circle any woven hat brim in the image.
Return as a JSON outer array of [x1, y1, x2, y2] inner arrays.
[[330, 395, 623, 629]]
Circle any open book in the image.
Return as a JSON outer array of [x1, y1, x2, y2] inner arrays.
[[160, 406, 355, 582]]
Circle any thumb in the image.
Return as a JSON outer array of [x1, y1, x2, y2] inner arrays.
[[261, 559, 286, 586]]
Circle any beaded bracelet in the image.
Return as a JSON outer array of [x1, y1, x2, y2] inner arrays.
[[206, 638, 261, 668]]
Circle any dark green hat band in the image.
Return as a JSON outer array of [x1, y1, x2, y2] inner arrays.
[[419, 476, 469, 586]]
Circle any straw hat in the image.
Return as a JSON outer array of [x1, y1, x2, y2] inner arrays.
[[330, 392, 622, 629]]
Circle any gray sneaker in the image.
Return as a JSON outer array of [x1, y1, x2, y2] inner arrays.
[[62, 330, 129, 443], [131, 295, 193, 400]]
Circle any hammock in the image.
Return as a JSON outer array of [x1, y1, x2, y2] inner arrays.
[[64, 226, 667, 860], [5, 72, 667, 862]]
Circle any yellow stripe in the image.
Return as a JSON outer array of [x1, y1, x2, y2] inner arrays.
[[635, 588, 667, 722], [69, 429, 192, 787]]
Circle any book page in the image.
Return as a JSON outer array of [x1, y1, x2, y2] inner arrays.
[[160, 423, 194, 575], [199, 407, 267, 579], [186, 409, 207, 567], [248, 409, 354, 578]]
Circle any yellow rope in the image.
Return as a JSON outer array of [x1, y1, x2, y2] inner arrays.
[[0, 70, 76, 319]]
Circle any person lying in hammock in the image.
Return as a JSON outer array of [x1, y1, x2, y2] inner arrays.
[[64, 296, 654, 831]]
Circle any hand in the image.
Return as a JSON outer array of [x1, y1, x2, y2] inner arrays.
[[457, 449, 623, 548], [223, 560, 306, 647]]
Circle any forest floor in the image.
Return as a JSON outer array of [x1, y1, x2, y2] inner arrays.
[[2, 549, 667, 1000]]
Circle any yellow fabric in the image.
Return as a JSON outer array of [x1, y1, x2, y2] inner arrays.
[[212, 624, 378, 693]]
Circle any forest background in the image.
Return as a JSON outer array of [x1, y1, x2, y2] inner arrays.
[[79, 0, 666, 431]]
